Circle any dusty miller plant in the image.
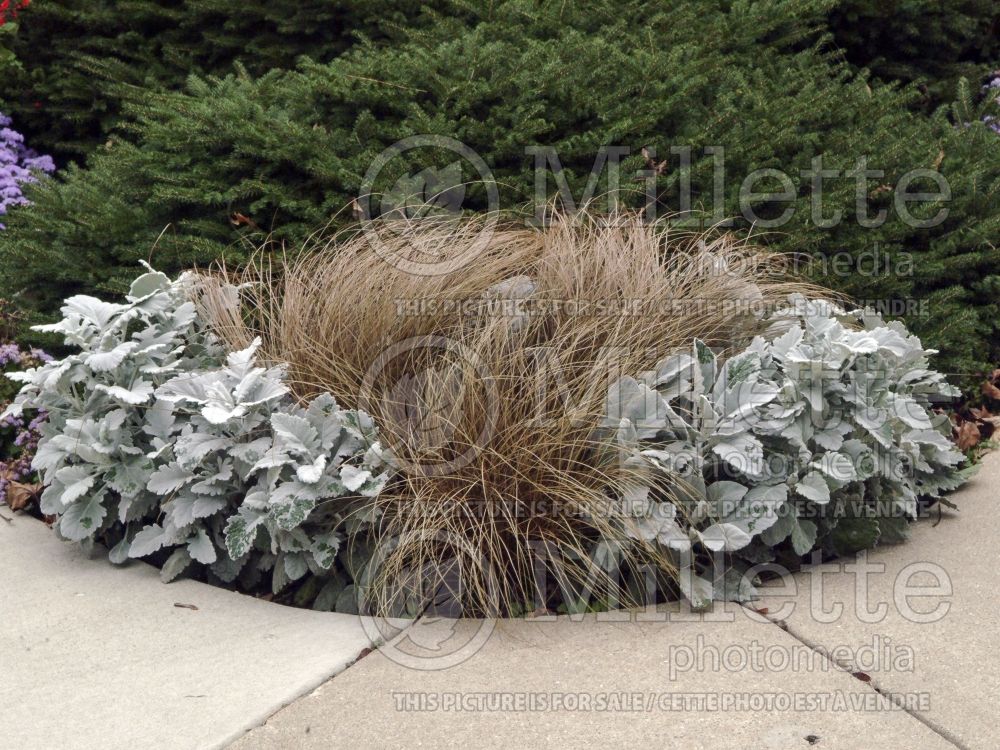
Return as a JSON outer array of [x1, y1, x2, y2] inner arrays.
[[4, 267, 389, 607], [600, 295, 970, 607]]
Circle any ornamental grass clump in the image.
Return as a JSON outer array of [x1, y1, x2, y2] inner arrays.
[[197, 213, 815, 615]]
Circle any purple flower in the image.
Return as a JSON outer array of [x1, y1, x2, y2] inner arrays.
[[0, 112, 55, 228], [984, 74, 1000, 135], [0, 345, 48, 505], [0, 342, 21, 365]]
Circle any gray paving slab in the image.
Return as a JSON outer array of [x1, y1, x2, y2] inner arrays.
[[0, 516, 375, 750], [230, 606, 956, 750], [751, 449, 1000, 749], [7, 451, 992, 750]]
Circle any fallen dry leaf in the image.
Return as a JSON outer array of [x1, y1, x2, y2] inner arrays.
[[526, 607, 553, 619], [982, 380, 1000, 400], [229, 212, 259, 230], [5, 481, 42, 512], [955, 420, 981, 451]]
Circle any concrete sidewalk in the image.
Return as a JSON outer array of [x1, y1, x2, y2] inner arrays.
[[229, 610, 955, 750], [755, 449, 1000, 748], [0, 517, 376, 750], [229, 454, 999, 750], [3, 453, 995, 749]]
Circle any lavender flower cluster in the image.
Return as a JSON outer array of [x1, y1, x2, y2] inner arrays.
[[0, 341, 52, 401], [986, 75, 1000, 134], [0, 410, 45, 503], [0, 342, 51, 367], [0, 343, 50, 508], [0, 112, 55, 229]]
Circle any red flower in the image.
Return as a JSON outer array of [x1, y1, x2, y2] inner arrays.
[[0, 0, 28, 24]]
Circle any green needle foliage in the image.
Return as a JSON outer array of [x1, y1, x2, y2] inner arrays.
[[827, 0, 999, 108], [0, 0, 457, 160]]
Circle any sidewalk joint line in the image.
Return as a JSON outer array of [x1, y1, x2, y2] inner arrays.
[[746, 605, 970, 750], [226, 616, 419, 746]]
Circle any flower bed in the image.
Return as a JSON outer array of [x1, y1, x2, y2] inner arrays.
[[3, 219, 974, 615]]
